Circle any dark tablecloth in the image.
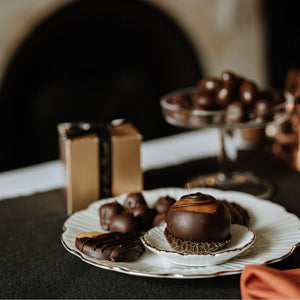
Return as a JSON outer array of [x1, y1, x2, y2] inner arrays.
[[0, 149, 299, 299]]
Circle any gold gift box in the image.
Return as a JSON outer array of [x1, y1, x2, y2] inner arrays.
[[58, 120, 143, 214]]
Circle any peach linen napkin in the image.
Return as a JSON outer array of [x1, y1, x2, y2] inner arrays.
[[240, 265, 300, 299]]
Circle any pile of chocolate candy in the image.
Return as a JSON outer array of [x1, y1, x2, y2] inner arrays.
[[271, 67, 300, 171], [165, 71, 285, 127], [272, 100, 300, 171], [99, 192, 176, 233]]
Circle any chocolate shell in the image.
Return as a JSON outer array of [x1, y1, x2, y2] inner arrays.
[[166, 192, 231, 242], [75, 232, 144, 262], [129, 205, 155, 231], [124, 192, 146, 210], [165, 192, 231, 254], [154, 196, 176, 214], [99, 202, 124, 230], [109, 212, 139, 234], [153, 213, 167, 227], [222, 200, 250, 226]]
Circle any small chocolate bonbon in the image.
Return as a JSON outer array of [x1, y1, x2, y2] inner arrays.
[[154, 196, 176, 214], [109, 212, 139, 234], [153, 213, 167, 227], [254, 98, 273, 122], [239, 81, 258, 105], [192, 92, 217, 110], [222, 200, 250, 226], [198, 77, 221, 93], [216, 85, 234, 107], [99, 202, 124, 230], [221, 71, 239, 88], [168, 93, 192, 109], [225, 101, 247, 123], [129, 205, 155, 231], [124, 192, 146, 210]]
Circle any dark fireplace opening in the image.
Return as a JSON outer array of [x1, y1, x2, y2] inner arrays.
[[0, 0, 202, 172]]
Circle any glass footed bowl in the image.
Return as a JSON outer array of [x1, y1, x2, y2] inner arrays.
[[160, 87, 294, 198], [161, 87, 293, 129]]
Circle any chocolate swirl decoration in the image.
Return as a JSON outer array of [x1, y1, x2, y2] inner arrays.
[[75, 231, 144, 262], [166, 192, 231, 242], [171, 192, 218, 213]]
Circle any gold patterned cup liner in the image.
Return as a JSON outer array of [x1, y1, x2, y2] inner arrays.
[[164, 228, 231, 255]]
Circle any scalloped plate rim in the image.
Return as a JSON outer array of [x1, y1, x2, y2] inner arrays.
[[61, 187, 300, 279]]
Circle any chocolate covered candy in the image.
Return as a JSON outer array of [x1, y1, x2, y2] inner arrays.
[[99, 202, 124, 230], [153, 213, 167, 227], [164, 192, 231, 254], [154, 196, 176, 214], [129, 205, 155, 231], [239, 81, 258, 105], [198, 77, 221, 93], [124, 192, 146, 210], [221, 71, 239, 88], [192, 92, 217, 110], [110, 212, 139, 234], [222, 200, 250, 226], [216, 85, 234, 107], [75, 231, 144, 262], [225, 101, 248, 123], [239, 81, 257, 105], [254, 98, 273, 122], [168, 93, 192, 109], [162, 70, 285, 128]]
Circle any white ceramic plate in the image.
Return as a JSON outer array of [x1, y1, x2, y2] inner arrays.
[[142, 224, 255, 266], [61, 187, 300, 279]]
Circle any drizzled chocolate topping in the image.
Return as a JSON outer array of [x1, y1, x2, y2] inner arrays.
[[75, 232, 144, 262], [171, 192, 219, 213]]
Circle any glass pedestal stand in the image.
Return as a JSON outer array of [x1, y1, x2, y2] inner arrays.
[[185, 129, 273, 198], [161, 88, 294, 199]]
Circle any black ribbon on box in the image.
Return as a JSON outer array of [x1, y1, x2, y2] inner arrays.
[[64, 119, 126, 198]]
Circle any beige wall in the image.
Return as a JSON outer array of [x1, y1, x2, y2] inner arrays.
[[0, 0, 267, 90], [146, 0, 267, 86]]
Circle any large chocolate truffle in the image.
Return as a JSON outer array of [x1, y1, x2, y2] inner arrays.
[[75, 231, 144, 262], [124, 192, 146, 210], [110, 212, 139, 234], [99, 202, 124, 230], [154, 196, 176, 214], [165, 192, 231, 254]]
